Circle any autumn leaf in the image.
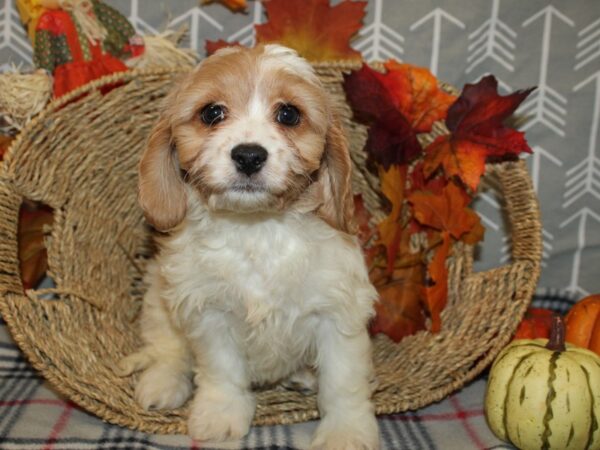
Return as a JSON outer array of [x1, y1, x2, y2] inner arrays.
[[405, 162, 448, 235], [408, 161, 446, 195], [370, 264, 427, 341], [19, 205, 53, 290], [205, 39, 242, 56], [255, 0, 366, 62], [407, 182, 483, 242], [376, 165, 407, 271], [423, 75, 535, 191], [378, 61, 455, 133], [408, 182, 484, 331], [423, 231, 450, 333], [202, 0, 247, 12]]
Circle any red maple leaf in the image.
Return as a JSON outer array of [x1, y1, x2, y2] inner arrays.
[[255, 0, 366, 62], [423, 75, 535, 191]]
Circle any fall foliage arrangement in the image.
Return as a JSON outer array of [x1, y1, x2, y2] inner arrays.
[[345, 66, 534, 340]]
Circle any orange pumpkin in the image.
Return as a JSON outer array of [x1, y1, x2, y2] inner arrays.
[[565, 294, 600, 355], [513, 308, 555, 340]]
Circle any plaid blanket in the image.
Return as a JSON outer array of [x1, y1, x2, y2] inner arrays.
[[2, 293, 573, 450]]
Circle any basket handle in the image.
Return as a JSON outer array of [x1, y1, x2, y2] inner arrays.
[[476, 159, 542, 274]]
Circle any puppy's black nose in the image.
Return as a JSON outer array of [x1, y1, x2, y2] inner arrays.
[[231, 144, 268, 176]]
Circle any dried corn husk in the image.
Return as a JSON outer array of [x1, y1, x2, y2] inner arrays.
[[0, 69, 52, 133]]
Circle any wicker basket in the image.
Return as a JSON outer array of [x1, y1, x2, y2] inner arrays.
[[0, 64, 542, 433]]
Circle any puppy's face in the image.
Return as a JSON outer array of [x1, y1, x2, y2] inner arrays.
[[174, 45, 328, 212], [139, 45, 354, 233]]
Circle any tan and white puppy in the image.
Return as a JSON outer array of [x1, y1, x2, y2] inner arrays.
[[119, 44, 379, 450]]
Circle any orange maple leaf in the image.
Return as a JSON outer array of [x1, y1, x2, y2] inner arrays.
[[407, 182, 483, 242], [379, 61, 455, 133], [377, 165, 407, 272], [423, 138, 488, 193], [255, 0, 366, 62]]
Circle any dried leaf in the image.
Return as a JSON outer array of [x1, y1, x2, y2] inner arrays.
[[423, 76, 535, 191], [256, 0, 366, 62]]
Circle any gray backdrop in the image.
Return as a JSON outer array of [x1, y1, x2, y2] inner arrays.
[[1, 0, 599, 299]]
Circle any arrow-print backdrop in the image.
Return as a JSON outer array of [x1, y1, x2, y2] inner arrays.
[[1, 0, 599, 299]]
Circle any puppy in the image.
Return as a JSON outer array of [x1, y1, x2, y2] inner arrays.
[[119, 44, 379, 450]]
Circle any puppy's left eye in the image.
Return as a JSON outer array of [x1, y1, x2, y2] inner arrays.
[[276, 104, 300, 126]]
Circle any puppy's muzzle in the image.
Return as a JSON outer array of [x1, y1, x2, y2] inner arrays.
[[231, 144, 268, 176]]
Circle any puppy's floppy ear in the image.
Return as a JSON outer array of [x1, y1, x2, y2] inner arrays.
[[138, 114, 187, 232], [317, 115, 356, 234]]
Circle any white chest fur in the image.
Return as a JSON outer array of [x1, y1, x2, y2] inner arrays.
[[156, 203, 376, 383]]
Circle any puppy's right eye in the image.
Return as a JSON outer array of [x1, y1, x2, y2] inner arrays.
[[200, 104, 226, 125]]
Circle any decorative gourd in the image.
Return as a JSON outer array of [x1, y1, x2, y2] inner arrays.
[[565, 294, 600, 356], [514, 308, 555, 340], [485, 316, 600, 450]]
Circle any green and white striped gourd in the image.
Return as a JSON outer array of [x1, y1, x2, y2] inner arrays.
[[485, 316, 600, 450]]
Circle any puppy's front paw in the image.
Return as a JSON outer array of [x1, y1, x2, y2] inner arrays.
[[187, 386, 255, 442], [310, 412, 380, 450], [135, 364, 193, 410], [116, 351, 153, 376]]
